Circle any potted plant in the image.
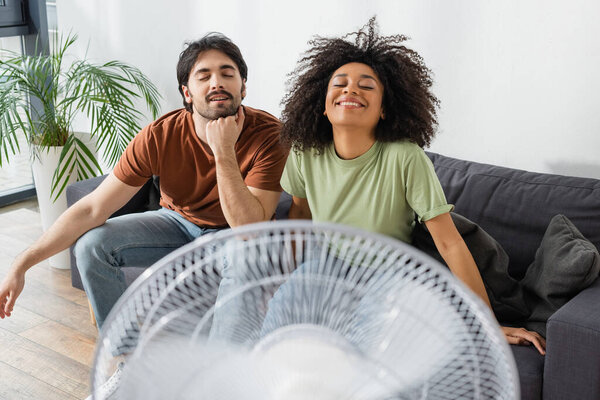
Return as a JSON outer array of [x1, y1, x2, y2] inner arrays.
[[0, 34, 161, 268]]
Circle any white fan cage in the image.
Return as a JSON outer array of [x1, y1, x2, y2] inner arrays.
[[92, 220, 519, 400]]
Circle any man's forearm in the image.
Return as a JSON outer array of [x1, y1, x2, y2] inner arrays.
[[11, 200, 106, 275], [215, 150, 267, 227]]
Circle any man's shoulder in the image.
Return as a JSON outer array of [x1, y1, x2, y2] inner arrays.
[[242, 106, 281, 133], [130, 109, 192, 149], [239, 106, 287, 164], [149, 108, 190, 130]]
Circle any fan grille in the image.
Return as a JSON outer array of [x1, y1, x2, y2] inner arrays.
[[93, 221, 519, 400]]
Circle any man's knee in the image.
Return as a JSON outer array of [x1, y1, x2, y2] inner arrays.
[[74, 225, 113, 274]]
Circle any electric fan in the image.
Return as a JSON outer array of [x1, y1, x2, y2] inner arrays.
[[91, 221, 519, 399]]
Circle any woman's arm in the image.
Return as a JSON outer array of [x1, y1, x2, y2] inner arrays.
[[424, 212, 491, 307], [425, 212, 546, 354]]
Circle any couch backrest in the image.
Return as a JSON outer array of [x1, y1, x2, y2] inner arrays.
[[427, 152, 600, 279]]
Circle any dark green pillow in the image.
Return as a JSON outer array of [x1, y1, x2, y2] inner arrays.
[[522, 214, 600, 337]]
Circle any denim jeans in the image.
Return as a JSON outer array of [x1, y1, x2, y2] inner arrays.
[[210, 255, 383, 347], [208, 240, 278, 344], [74, 207, 221, 330]]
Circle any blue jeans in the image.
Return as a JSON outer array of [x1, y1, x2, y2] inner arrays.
[[210, 256, 385, 347], [74, 208, 221, 330], [208, 240, 280, 343]]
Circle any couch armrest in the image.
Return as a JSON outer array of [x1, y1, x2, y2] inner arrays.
[[543, 277, 600, 399], [66, 175, 159, 217], [66, 175, 107, 206]]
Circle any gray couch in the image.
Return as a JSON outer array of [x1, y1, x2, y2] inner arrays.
[[426, 152, 600, 400], [67, 152, 600, 400]]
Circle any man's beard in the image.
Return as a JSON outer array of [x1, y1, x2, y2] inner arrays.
[[193, 89, 241, 120]]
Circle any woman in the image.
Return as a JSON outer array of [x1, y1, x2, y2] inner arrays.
[[277, 17, 545, 354]]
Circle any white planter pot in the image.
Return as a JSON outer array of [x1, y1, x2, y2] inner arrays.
[[31, 146, 77, 269]]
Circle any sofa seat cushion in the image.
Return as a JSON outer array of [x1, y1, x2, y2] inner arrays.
[[511, 345, 544, 400]]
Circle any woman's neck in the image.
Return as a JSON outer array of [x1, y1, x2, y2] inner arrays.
[[332, 126, 376, 160]]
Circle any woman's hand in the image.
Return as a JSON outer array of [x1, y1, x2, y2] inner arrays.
[[502, 326, 546, 355]]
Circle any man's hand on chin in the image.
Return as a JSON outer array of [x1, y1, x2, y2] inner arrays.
[[206, 106, 245, 157]]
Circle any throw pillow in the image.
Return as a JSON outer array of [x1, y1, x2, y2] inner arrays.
[[521, 214, 600, 337]]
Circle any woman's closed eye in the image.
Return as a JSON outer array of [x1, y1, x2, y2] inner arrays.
[[331, 81, 375, 90]]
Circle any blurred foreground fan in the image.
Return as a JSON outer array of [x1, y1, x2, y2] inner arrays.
[[92, 221, 519, 399]]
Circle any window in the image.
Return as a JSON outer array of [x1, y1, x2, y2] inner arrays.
[[0, 0, 28, 37], [0, 0, 53, 206], [0, 35, 35, 204]]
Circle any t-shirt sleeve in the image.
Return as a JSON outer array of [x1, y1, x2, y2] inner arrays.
[[244, 129, 289, 192], [112, 125, 157, 187], [404, 147, 454, 222], [280, 149, 306, 198]]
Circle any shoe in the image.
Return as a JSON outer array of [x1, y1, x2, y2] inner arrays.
[[85, 362, 124, 400]]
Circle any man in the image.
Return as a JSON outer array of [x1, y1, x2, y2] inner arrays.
[[0, 33, 288, 331]]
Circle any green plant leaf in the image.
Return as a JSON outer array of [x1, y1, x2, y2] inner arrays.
[[50, 140, 77, 200], [1, 33, 162, 202]]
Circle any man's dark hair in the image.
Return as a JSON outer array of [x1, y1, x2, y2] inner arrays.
[[280, 17, 439, 151], [177, 33, 248, 113]]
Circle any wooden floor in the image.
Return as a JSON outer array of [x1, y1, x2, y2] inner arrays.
[[0, 200, 96, 400]]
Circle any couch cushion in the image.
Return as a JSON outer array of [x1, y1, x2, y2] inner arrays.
[[275, 192, 292, 220], [426, 152, 600, 279], [521, 214, 600, 336], [511, 345, 545, 400]]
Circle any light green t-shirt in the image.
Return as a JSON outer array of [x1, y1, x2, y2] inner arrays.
[[281, 140, 453, 243]]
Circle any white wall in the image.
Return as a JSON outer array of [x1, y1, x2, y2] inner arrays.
[[56, 0, 600, 179]]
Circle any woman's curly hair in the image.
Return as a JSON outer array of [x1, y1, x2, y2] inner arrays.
[[280, 17, 439, 152]]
